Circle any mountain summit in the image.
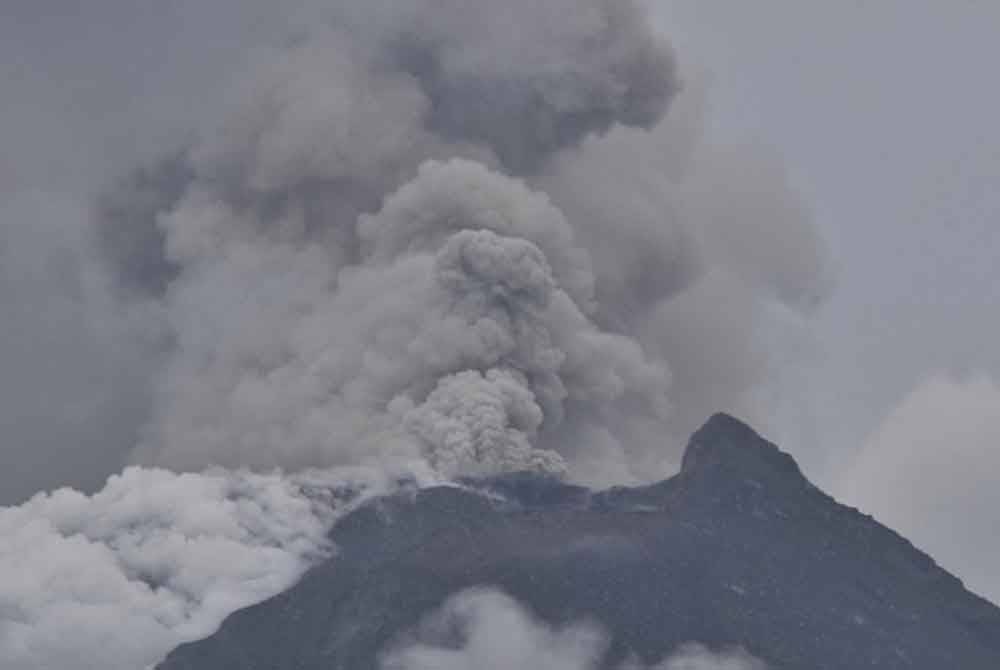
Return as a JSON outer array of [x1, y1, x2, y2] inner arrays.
[[158, 415, 1000, 669]]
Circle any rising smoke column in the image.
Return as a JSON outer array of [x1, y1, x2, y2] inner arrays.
[[89, 0, 830, 486], [105, 0, 683, 483]]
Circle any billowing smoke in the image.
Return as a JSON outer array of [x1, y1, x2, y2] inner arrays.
[[1, 0, 832, 666], [132, 156, 671, 480], [381, 588, 767, 670], [83, 0, 829, 487], [95, 0, 682, 484]]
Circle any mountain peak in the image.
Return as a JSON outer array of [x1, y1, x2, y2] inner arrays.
[[158, 416, 1000, 670], [681, 413, 805, 484]]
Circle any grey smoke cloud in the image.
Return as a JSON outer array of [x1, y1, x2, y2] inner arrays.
[[0, 2, 833, 665], [329, 0, 677, 173], [0, 0, 833, 500], [135, 157, 672, 481], [101, 0, 691, 482], [381, 588, 766, 670], [95, 0, 827, 486]]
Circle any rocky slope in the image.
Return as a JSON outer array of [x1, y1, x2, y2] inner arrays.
[[159, 414, 1000, 669]]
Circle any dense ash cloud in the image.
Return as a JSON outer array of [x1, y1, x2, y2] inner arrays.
[[328, 0, 678, 173], [0, 0, 833, 499], [381, 588, 766, 670], [133, 156, 671, 481], [78, 0, 830, 487]]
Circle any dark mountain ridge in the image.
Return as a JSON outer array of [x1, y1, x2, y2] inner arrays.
[[159, 414, 1000, 669]]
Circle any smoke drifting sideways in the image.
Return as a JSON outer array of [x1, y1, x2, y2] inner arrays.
[[381, 588, 767, 670], [0, 0, 832, 667]]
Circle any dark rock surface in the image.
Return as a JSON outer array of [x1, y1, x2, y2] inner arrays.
[[159, 414, 1000, 669]]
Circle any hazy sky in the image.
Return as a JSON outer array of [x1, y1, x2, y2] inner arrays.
[[651, 1, 1000, 459], [650, 1, 1000, 601], [0, 0, 996, 603]]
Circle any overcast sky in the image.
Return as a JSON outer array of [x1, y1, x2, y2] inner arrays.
[[652, 0, 1000, 452], [1, 1, 996, 603], [650, 1, 1000, 601]]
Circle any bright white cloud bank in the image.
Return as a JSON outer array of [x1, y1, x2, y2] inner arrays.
[[0, 466, 395, 670]]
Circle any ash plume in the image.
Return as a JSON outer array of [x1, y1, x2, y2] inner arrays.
[[0, 465, 398, 670], [84, 0, 829, 485]]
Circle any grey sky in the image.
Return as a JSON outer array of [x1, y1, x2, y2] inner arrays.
[[0, 0, 996, 602], [650, 1, 1000, 461], [650, 1, 1000, 601]]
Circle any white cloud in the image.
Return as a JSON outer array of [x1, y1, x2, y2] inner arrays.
[[0, 465, 394, 670], [381, 588, 766, 670], [838, 374, 1000, 604]]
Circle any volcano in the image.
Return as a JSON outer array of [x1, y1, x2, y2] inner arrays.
[[158, 414, 1000, 669]]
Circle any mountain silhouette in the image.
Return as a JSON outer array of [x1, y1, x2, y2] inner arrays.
[[159, 414, 1000, 669]]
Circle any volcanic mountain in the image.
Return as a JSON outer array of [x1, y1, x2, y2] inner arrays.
[[158, 414, 1000, 669]]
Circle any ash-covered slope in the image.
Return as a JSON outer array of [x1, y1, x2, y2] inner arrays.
[[158, 415, 1000, 669]]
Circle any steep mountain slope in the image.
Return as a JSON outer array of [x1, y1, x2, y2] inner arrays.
[[159, 414, 1000, 669]]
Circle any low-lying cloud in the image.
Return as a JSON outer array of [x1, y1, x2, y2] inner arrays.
[[381, 588, 766, 670], [1, 1, 834, 667]]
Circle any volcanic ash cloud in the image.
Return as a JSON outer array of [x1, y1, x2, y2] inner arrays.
[[90, 0, 830, 486]]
